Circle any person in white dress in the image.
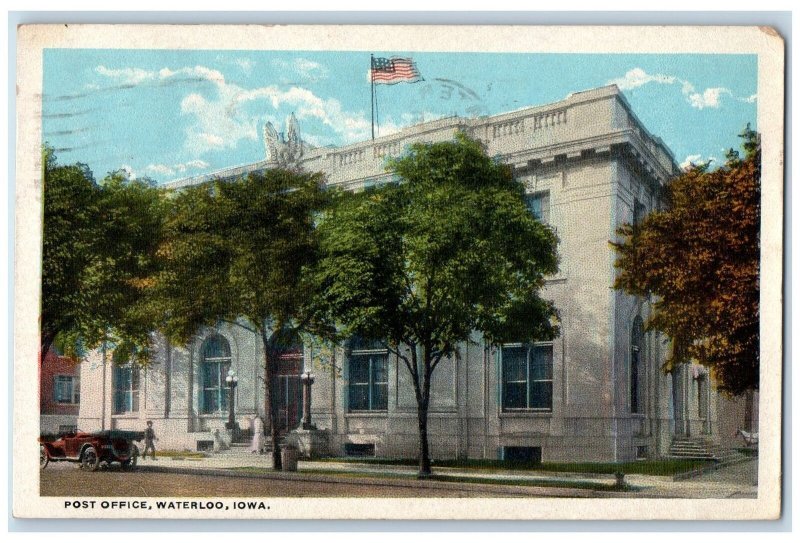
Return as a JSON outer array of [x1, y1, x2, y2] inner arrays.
[[250, 416, 265, 454]]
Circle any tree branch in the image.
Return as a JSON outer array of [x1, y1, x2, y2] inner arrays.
[[430, 351, 446, 373], [219, 318, 257, 334]]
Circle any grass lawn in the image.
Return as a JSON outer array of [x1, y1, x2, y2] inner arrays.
[[315, 457, 715, 476], [226, 466, 627, 492], [152, 450, 209, 459]]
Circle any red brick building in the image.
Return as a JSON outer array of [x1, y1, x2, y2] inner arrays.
[[40, 348, 80, 435]]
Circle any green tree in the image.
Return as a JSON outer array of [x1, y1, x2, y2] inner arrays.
[[42, 147, 165, 363], [311, 134, 559, 477], [156, 169, 326, 470], [613, 127, 760, 396], [42, 147, 100, 357]]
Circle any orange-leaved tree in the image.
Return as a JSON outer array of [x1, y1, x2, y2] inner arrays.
[[613, 126, 760, 396]]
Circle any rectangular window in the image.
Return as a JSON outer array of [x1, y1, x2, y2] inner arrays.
[[631, 345, 641, 414], [503, 446, 542, 465], [348, 350, 388, 411], [525, 191, 550, 223], [201, 360, 230, 413], [633, 199, 646, 227], [344, 443, 376, 457], [698, 375, 709, 421], [501, 344, 553, 411], [53, 375, 80, 404], [113, 364, 140, 414]]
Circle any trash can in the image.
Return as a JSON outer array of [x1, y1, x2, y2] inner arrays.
[[281, 445, 299, 472]]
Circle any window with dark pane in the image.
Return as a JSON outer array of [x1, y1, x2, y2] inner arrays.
[[525, 191, 550, 223], [348, 338, 388, 411], [201, 334, 231, 414], [633, 199, 646, 228], [113, 364, 140, 414], [501, 344, 553, 411], [53, 375, 79, 404], [631, 317, 644, 414]]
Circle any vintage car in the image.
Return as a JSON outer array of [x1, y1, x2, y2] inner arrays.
[[39, 430, 144, 471]]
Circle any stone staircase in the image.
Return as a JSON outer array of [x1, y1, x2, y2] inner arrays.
[[668, 437, 749, 464], [223, 431, 285, 455]]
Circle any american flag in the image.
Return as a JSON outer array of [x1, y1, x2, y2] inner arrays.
[[371, 56, 423, 85]]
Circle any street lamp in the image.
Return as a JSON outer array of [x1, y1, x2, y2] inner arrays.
[[225, 369, 238, 430], [300, 371, 316, 430]]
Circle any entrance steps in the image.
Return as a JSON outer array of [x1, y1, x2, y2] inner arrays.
[[218, 434, 285, 456], [667, 437, 748, 464]]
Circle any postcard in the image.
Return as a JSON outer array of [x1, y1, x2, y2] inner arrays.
[[13, 24, 784, 520]]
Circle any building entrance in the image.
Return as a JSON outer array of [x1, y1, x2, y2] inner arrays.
[[273, 374, 302, 434], [270, 333, 303, 435]]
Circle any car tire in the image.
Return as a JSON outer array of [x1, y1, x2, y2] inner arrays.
[[122, 445, 139, 471], [40, 445, 49, 470], [81, 446, 100, 472]]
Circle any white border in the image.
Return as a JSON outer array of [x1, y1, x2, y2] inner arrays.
[[12, 23, 785, 521]]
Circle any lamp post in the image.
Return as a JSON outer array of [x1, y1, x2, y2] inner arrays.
[[225, 369, 238, 431], [300, 371, 315, 430]]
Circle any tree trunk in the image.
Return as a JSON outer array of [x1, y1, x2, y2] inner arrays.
[[416, 400, 432, 478], [415, 343, 433, 478], [744, 389, 754, 433], [41, 330, 57, 361], [260, 329, 282, 470]]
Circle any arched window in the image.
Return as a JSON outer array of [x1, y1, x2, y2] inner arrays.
[[631, 317, 645, 414], [201, 335, 231, 414]]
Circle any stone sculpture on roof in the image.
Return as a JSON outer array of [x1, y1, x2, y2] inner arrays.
[[263, 113, 304, 169]]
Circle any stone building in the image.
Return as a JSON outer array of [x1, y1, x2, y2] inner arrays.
[[77, 85, 728, 462]]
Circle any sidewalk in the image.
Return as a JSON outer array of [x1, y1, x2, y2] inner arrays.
[[136, 450, 759, 499]]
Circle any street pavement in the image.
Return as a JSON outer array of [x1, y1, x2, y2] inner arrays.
[[125, 449, 759, 499]]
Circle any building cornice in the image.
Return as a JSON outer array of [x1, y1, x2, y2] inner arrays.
[[165, 84, 679, 191]]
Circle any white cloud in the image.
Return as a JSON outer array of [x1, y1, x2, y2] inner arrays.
[[680, 154, 702, 170], [680, 154, 717, 170], [183, 159, 210, 170], [145, 159, 211, 177], [234, 58, 255, 74], [95, 66, 157, 85], [608, 68, 676, 90], [271, 58, 328, 81], [145, 164, 175, 176], [744, 94, 757, 103], [119, 164, 138, 179], [608, 67, 750, 110], [158, 66, 226, 86], [96, 65, 227, 88], [682, 84, 731, 110], [96, 62, 373, 155]]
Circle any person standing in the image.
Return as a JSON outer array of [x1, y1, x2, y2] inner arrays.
[[143, 420, 158, 460], [250, 416, 265, 454]]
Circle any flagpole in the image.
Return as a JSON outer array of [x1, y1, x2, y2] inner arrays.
[[370, 54, 375, 140]]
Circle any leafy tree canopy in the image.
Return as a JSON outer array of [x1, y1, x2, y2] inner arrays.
[[613, 127, 760, 396], [155, 168, 327, 469], [311, 133, 560, 475], [42, 146, 165, 364], [156, 169, 327, 343]]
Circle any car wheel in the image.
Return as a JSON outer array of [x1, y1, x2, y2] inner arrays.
[[81, 446, 100, 472], [122, 445, 139, 471], [40, 445, 49, 470]]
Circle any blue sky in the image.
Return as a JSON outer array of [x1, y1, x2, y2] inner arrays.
[[42, 50, 757, 184]]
